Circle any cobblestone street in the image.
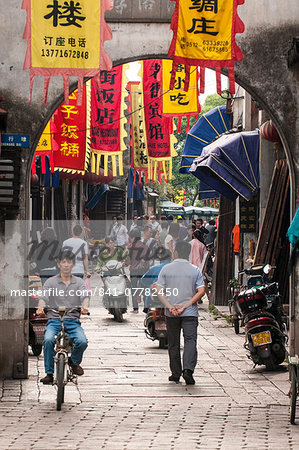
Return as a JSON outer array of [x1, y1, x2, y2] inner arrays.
[[1, 293, 299, 449]]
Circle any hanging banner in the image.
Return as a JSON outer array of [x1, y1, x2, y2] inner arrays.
[[53, 81, 90, 174], [22, 0, 113, 104], [168, 0, 245, 94], [162, 60, 200, 117], [128, 81, 148, 173], [33, 120, 57, 174], [142, 60, 177, 182], [162, 59, 200, 132], [89, 65, 128, 177]]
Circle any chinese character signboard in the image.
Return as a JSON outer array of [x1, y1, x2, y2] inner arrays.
[[142, 59, 177, 182], [22, 0, 113, 104], [168, 0, 245, 93], [89, 65, 129, 177], [127, 82, 149, 181], [33, 120, 57, 174], [162, 59, 200, 132], [53, 82, 90, 173], [239, 196, 257, 233]]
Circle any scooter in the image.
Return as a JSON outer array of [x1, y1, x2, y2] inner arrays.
[[28, 276, 47, 356], [100, 260, 128, 322], [235, 264, 287, 370], [144, 292, 168, 349]]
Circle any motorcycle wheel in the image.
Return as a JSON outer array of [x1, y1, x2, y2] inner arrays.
[[56, 353, 65, 411], [290, 364, 297, 424], [264, 355, 276, 371], [114, 309, 123, 323], [31, 343, 42, 357], [233, 317, 240, 335], [159, 337, 167, 349]]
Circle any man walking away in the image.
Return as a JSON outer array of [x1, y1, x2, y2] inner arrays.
[[62, 225, 90, 278], [155, 241, 205, 385], [110, 216, 128, 250]]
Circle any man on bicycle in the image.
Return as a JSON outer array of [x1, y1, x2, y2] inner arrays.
[[37, 250, 90, 385]]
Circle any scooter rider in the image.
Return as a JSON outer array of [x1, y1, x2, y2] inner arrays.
[[36, 250, 90, 385], [97, 237, 129, 269]]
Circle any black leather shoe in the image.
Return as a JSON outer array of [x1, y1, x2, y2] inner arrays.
[[183, 369, 195, 385], [68, 357, 84, 376], [168, 375, 180, 382], [40, 374, 53, 384]]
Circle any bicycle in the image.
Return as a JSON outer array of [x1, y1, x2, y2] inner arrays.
[[289, 355, 299, 424], [46, 306, 88, 411]]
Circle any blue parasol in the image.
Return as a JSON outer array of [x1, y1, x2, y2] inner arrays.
[[189, 130, 260, 201], [179, 105, 232, 174]]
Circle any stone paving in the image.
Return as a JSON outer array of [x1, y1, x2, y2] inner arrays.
[[1, 287, 299, 449]]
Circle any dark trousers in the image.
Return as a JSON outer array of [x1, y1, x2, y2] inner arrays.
[[130, 273, 142, 310], [166, 316, 198, 377]]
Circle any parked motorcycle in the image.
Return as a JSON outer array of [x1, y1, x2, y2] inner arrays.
[[28, 276, 47, 356], [235, 264, 287, 370], [100, 260, 128, 322], [144, 293, 168, 349]]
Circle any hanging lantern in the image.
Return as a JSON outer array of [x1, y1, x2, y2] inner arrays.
[[260, 120, 281, 143], [30, 173, 39, 186], [84, 171, 105, 185], [59, 171, 84, 181]]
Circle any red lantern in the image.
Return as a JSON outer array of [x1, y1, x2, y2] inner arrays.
[[84, 170, 105, 185], [30, 173, 39, 186], [59, 171, 84, 181], [260, 120, 281, 143]]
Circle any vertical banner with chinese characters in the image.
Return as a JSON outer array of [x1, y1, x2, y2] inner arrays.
[[162, 59, 200, 133], [89, 65, 128, 177], [53, 81, 90, 174], [127, 81, 148, 182], [33, 120, 57, 174], [22, 0, 113, 104], [142, 60, 177, 182], [168, 0, 244, 93], [239, 197, 257, 233]]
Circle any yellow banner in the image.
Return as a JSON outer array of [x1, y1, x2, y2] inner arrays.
[[31, 0, 101, 69], [36, 121, 52, 152], [162, 60, 199, 115], [175, 0, 233, 61]]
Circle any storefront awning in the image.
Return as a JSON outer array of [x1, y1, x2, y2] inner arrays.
[[189, 130, 260, 201], [180, 105, 232, 174]]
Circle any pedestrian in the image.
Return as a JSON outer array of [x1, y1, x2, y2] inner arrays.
[[194, 218, 208, 243], [150, 215, 161, 233], [190, 230, 208, 272], [184, 223, 195, 242], [205, 219, 217, 247], [108, 216, 117, 236], [155, 241, 205, 385], [128, 228, 150, 313], [129, 215, 139, 234], [37, 250, 89, 384], [178, 217, 188, 241], [159, 221, 169, 246], [110, 215, 129, 250], [62, 224, 90, 278], [164, 222, 180, 256]]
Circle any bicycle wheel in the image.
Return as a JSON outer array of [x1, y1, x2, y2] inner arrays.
[[290, 364, 297, 424], [56, 353, 65, 411]]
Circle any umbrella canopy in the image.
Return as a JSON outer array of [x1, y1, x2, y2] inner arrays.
[[180, 105, 232, 174], [160, 200, 184, 210], [190, 130, 260, 201]]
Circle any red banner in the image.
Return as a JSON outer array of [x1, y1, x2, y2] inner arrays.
[[53, 83, 89, 173], [89, 66, 127, 176], [143, 60, 171, 159]]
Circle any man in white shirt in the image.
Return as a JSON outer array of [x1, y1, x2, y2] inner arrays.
[[62, 225, 90, 278], [110, 215, 129, 249], [155, 240, 205, 385], [150, 215, 161, 233]]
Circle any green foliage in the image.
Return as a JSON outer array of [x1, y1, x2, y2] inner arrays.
[[167, 94, 227, 205]]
